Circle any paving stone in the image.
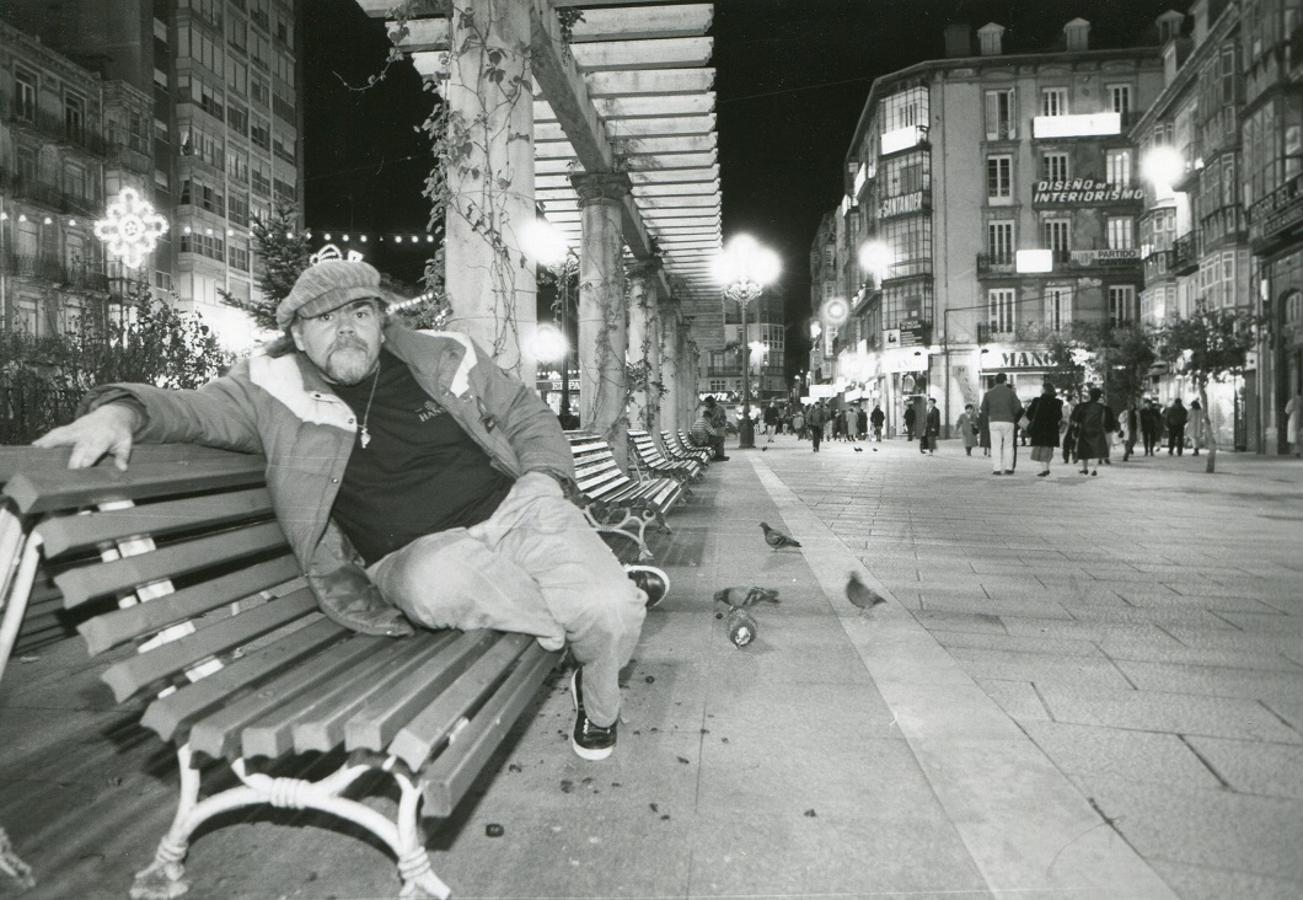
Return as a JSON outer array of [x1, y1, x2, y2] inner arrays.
[[1183, 736, 1303, 801], [1100, 636, 1302, 672], [1020, 720, 1221, 789], [911, 609, 1009, 634], [1113, 659, 1303, 703], [974, 679, 1052, 723], [929, 629, 1100, 657], [944, 647, 1134, 690], [1148, 861, 1303, 900], [1076, 773, 1303, 883], [1035, 683, 1302, 743]]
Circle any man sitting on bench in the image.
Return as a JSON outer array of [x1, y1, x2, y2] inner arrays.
[[34, 257, 664, 762]]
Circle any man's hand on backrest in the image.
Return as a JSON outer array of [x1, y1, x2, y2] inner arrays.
[[33, 404, 141, 470]]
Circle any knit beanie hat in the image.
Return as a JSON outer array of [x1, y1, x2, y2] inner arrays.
[[276, 259, 384, 330]]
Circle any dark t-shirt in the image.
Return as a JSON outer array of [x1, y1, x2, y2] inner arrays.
[[330, 349, 513, 565]]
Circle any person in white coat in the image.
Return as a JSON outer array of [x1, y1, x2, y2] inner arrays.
[[1286, 391, 1303, 457]]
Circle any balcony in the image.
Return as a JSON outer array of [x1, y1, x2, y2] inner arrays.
[[1143, 249, 1174, 287], [1249, 172, 1303, 254], [1172, 231, 1201, 275], [107, 141, 153, 176], [0, 169, 96, 214], [977, 323, 1015, 344], [1200, 204, 1247, 248], [976, 253, 1016, 276], [0, 252, 111, 292], [5, 105, 106, 156]]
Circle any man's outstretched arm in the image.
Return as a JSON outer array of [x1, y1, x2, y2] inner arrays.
[[33, 403, 142, 470]]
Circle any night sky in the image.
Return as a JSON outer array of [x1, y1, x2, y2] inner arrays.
[[305, 0, 1190, 372]]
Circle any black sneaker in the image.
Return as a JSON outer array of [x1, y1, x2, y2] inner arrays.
[[570, 670, 616, 761], [625, 564, 669, 609]]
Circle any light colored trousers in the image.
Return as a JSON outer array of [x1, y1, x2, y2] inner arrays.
[[990, 421, 1016, 471], [367, 475, 645, 727]]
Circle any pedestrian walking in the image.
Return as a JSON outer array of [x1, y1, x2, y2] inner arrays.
[[856, 404, 868, 440], [1188, 398, 1204, 456], [807, 401, 828, 453], [1287, 390, 1303, 457], [903, 403, 916, 442], [793, 408, 805, 440], [762, 403, 780, 443], [977, 407, 991, 456], [956, 404, 978, 455], [844, 404, 858, 442], [1061, 397, 1077, 464], [921, 397, 941, 454], [1165, 398, 1188, 456], [979, 373, 1023, 475], [1139, 398, 1161, 456], [1121, 403, 1138, 461], [1025, 382, 1065, 478], [1071, 386, 1113, 476], [870, 403, 885, 442]]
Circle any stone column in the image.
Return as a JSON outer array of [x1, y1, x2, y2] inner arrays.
[[444, 0, 535, 380], [658, 304, 681, 435], [681, 333, 701, 432], [573, 171, 632, 467], [626, 258, 661, 434]]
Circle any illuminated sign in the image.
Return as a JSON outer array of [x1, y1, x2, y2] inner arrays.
[[880, 191, 928, 219], [1017, 249, 1054, 273], [1032, 112, 1121, 139], [881, 125, 927, 156], [1033, 179, 1145, 205], [981, 348, 1058, 371]]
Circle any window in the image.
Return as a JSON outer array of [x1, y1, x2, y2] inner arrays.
[[227, 100, 248, 135], [16, 146, 37, 184], [1109, 285, 1137, 325], [1106, 149, 1133, 187], [984, 89, 1015, 140], [229, 15, 247, 52], [1044, 284, 1074, 331], [228, 56, 247, 95], [64, 162, 88, 202], [15, 69, 36, 121], [229, 240, 250, 271], [1108, 84, 1132, 115], [987, 220, 1014, 262], [1044, 219, 1070, 258], [250, 75, 269, 105], [1041, 87, 1068, 117], [1042, 152, 1069, 182], [228, 192, 249, 226], [1107, 216, 1134, 250], [988, 288, 1015, 334], [64, 94, 85, 142], [880, 86, 929, 133], [250, 115, 270, 150], [986, 154, 1012, 200]]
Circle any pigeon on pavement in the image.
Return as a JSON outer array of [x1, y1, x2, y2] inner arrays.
[[853, 446, 863, 453], [846, 571, 887, 612], [760, 522, 802, 549], [713, 586, 780, 609]]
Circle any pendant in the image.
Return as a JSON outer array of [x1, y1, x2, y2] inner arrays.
[[360, 426, 371, 449]]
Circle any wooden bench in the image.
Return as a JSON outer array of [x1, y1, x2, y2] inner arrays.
[[627, 430, 704, 485], [0, 448, 558, 900], [662, 429, 713, 465], [564, 432, 684, 561]]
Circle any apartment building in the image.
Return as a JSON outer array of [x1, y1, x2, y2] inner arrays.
[[3, 0, 304, 349], [703, 285, 787, 403], [817, 17, 1166, 436], [0, 18, 153, 334]]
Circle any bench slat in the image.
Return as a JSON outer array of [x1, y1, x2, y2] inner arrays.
[[290, 631, 463, 753], [141, 614, 347, 744], [36, 487, 275, 557], [241, 632, 456, 759], [4, 458, 266, 514], [77, 554, 302, 655], [54, 520, 289, 608], [420, 644, 559, 817], [102, 587, 318, 702], [344, 629, 503, 752], [386, 632, 534, 770]]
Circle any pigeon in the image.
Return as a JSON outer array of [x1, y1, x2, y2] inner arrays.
[[713, 586, 780, 609], [853, 446, 863, 453], [761, 446, 768, 452], [845, 571, 887, 612], [872, 448, 878, 452], [760, 522, 802, 549]]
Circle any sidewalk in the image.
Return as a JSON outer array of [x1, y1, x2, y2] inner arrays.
[[1, 435, 1300, 899]]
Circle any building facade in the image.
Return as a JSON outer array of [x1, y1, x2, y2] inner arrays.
[[2, 0, 304, 350], [0, 18, 153, 335], [816, 17, 1167, 437], [703, 286, 786, 404]]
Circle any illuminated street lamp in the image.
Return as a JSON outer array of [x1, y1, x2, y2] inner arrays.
[[713, 234, 780, 449], [522, 218, 578, 419], [1141, 145, 1185, 197], [858, 239, 893, 284], [94, 187, 168, 270]]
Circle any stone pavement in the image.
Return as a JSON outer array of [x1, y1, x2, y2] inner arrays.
[[0, 434, 1300, 899]]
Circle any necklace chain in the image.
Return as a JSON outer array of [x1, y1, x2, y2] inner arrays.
[[358, 364, 381, 449]]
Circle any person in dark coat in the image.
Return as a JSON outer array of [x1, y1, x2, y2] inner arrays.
[[1071, 386, 1113, 476], [870, 403, 885, 441], [922, 397, 941, 454], [1165, 398, 1189, 455], [856, 404, 869, 440], [1025, 382, 1065, 477], [903, 402, 916, 441], [976, 407, 991, 456], [1139, 398, 1162, 456]]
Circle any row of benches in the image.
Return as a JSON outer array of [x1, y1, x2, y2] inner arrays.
[[0, 428, 717, 898]]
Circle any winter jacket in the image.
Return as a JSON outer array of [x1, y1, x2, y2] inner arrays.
[[980, 383, 1023, 424], [80, 324, 574, 628], [1025, 394, 1065, 448]]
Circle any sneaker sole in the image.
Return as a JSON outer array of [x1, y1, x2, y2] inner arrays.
[[625, 564, 670, 609], [569, 669, 614, 761]]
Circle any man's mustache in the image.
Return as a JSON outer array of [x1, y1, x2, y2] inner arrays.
[[331, 337, 367, 353]]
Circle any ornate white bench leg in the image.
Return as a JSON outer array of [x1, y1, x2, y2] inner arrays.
[[130, 744, 204, 899], [391, 769, 450, 900]]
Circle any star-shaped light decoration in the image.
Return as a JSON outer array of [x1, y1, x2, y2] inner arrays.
[[94, 187, 168, 269]]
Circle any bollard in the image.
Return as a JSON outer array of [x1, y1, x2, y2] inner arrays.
[[727, 608, 757, 648]]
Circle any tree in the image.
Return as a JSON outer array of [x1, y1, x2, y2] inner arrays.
[[1156, 306, 1264, 473], [218, 205, 312, 331]]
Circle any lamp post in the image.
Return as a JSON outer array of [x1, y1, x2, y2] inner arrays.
[[714, 235, 780, 450], [522, 218, 578, 420]]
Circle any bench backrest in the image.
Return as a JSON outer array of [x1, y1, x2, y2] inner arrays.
[[565, 433, 633, 500]]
